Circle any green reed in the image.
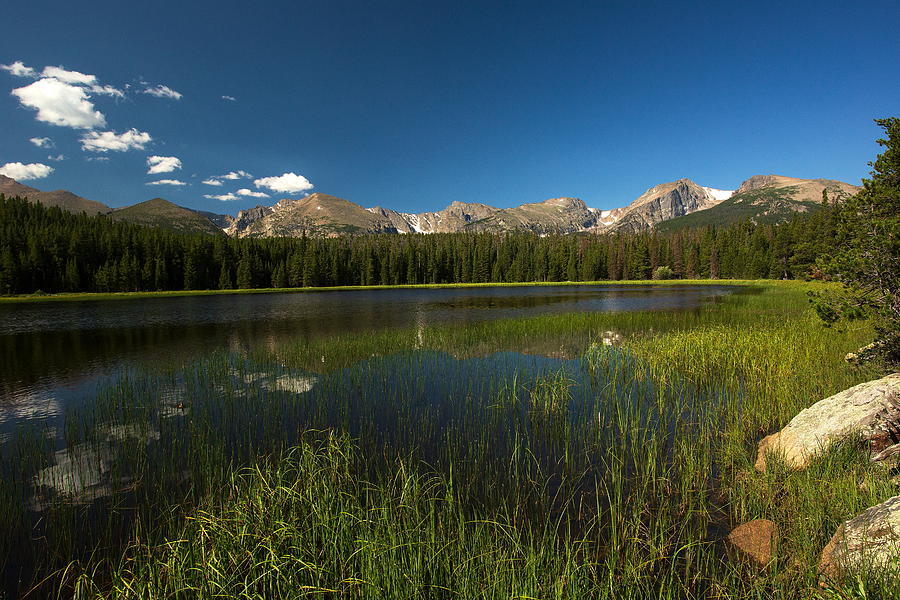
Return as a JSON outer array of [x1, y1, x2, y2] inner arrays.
[[0, 281, 897, 598]]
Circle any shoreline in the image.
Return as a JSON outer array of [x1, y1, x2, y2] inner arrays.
[[0, 278, 777, 304]]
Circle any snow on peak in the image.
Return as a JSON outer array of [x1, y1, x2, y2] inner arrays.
[[703, 187, 734, 201]]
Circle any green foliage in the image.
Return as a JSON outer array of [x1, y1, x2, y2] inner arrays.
[[652, 265, 675, 280], [8, 282, 887, 598], [0, 192, 846, 297], [656, 186, 806, 232], [108, 198, 224, 235], [812, 118, 900, 365], [0, 282, 893, 598]]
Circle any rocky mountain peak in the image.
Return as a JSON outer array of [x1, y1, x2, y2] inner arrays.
[[736, 174, 790, 194], [592, 178, 729, 233], [3, 171, 859, 239], [734, 174, 860, 204], [540, 197, 588, 209]]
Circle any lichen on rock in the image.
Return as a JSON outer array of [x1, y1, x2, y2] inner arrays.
[[756, 374, 900, 472], [819, 495, 900, 583]]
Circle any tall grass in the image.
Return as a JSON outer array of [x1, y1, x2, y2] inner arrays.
[[1, 281, 897, 598]]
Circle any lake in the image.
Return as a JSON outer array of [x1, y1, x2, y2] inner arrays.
[[0, 284, 733, 432], [0, 283, 738, 597]]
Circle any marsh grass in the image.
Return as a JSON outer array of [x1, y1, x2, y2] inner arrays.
[[1, 281, 897, 598]]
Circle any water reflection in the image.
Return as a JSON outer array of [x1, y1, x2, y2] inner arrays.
[[0, 285, 733, 439], [0, 389, 62, 424], [0, 308, 728, 597], [27, 363, 320, 509]]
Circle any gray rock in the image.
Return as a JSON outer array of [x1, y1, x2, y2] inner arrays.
[[756, 374, 900, 472], [819, 495, 900, 582], [600, 179, 728, 233]]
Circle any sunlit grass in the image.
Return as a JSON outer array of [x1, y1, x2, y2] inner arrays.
[[0, 281, 896, 598]]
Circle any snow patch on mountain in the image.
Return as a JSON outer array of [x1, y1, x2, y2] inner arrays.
[[703, 187, 734, 201]]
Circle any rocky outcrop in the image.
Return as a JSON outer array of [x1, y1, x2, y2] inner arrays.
[[227, 195, 500, 237], [819, 495, 900, 582], [735, 174, 859, 202], [227, 194, 407, 237], [412, 201, 499, 233], [366, 202, 500, 234], [197, 210, 235, 230], [226, 204, 274, 236], [656, 174, 863, 233], [597, 179, 730, 233], [366, 206, 418, 233], [756, 374, 900, 472], [726, 519, 778, 568], [467, 197, 600, 234]]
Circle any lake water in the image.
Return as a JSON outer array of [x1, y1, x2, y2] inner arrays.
[[0, 284, 739, 596], [0, 285, 733, 431]]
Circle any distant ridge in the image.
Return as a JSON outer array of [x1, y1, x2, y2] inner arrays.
[[0, 176, 224, 235], [109, 198, 224, 235], [655, 175, 859, 233], [0, 172, 861, 238], [0, 174, 110, 215]]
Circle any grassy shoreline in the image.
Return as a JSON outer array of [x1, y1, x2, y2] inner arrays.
[[2, 281, 895, 598], [0, 278, 772, 303]]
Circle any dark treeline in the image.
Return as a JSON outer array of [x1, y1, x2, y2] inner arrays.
[[0, 193, 840, 295]]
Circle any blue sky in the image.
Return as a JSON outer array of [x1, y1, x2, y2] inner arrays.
[[1, 0, 898, 214]]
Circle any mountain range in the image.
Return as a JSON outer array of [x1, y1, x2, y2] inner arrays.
[[0, 173, 860, 237]]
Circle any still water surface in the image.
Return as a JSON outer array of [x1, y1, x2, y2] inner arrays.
[[0, 284, 739, 596], [0, 285, 733, 418]]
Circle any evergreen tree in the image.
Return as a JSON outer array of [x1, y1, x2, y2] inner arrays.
[[219, 260, 234, 289], [672, 235, 684, 278], [709, 245, 719, 280], [183, 252, 198, 290], [813, 117, 900, 365], [272, 262, 288, 288], [0, 245, 17, 294], [236, 253, 253, 289]]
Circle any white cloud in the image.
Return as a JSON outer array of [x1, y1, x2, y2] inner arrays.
[[47, 154, 65, 161], [89, 84, 125, 98], [143, 85, 182, 100], [30, 137, 53, 148], [222, 95, 236, 101], [204, 193, 239, 201], [85, 156, 109, 162], [41, 66, 97, 86], [1, 61, 37, 78], [254, 172, 314, 194], [201, 178, 223, 186], [221, 170, 252, 180], [0, 162, 54, 180], [146, 155, 182, 174], [12, 77, 107, 129], [38, 66, 123, 97], [80, 128, 152, 152], [146, 179, 187, 186], [236, 188, 270, 198]]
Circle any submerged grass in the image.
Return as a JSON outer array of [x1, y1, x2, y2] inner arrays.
[[1, 281, 898, 599]]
